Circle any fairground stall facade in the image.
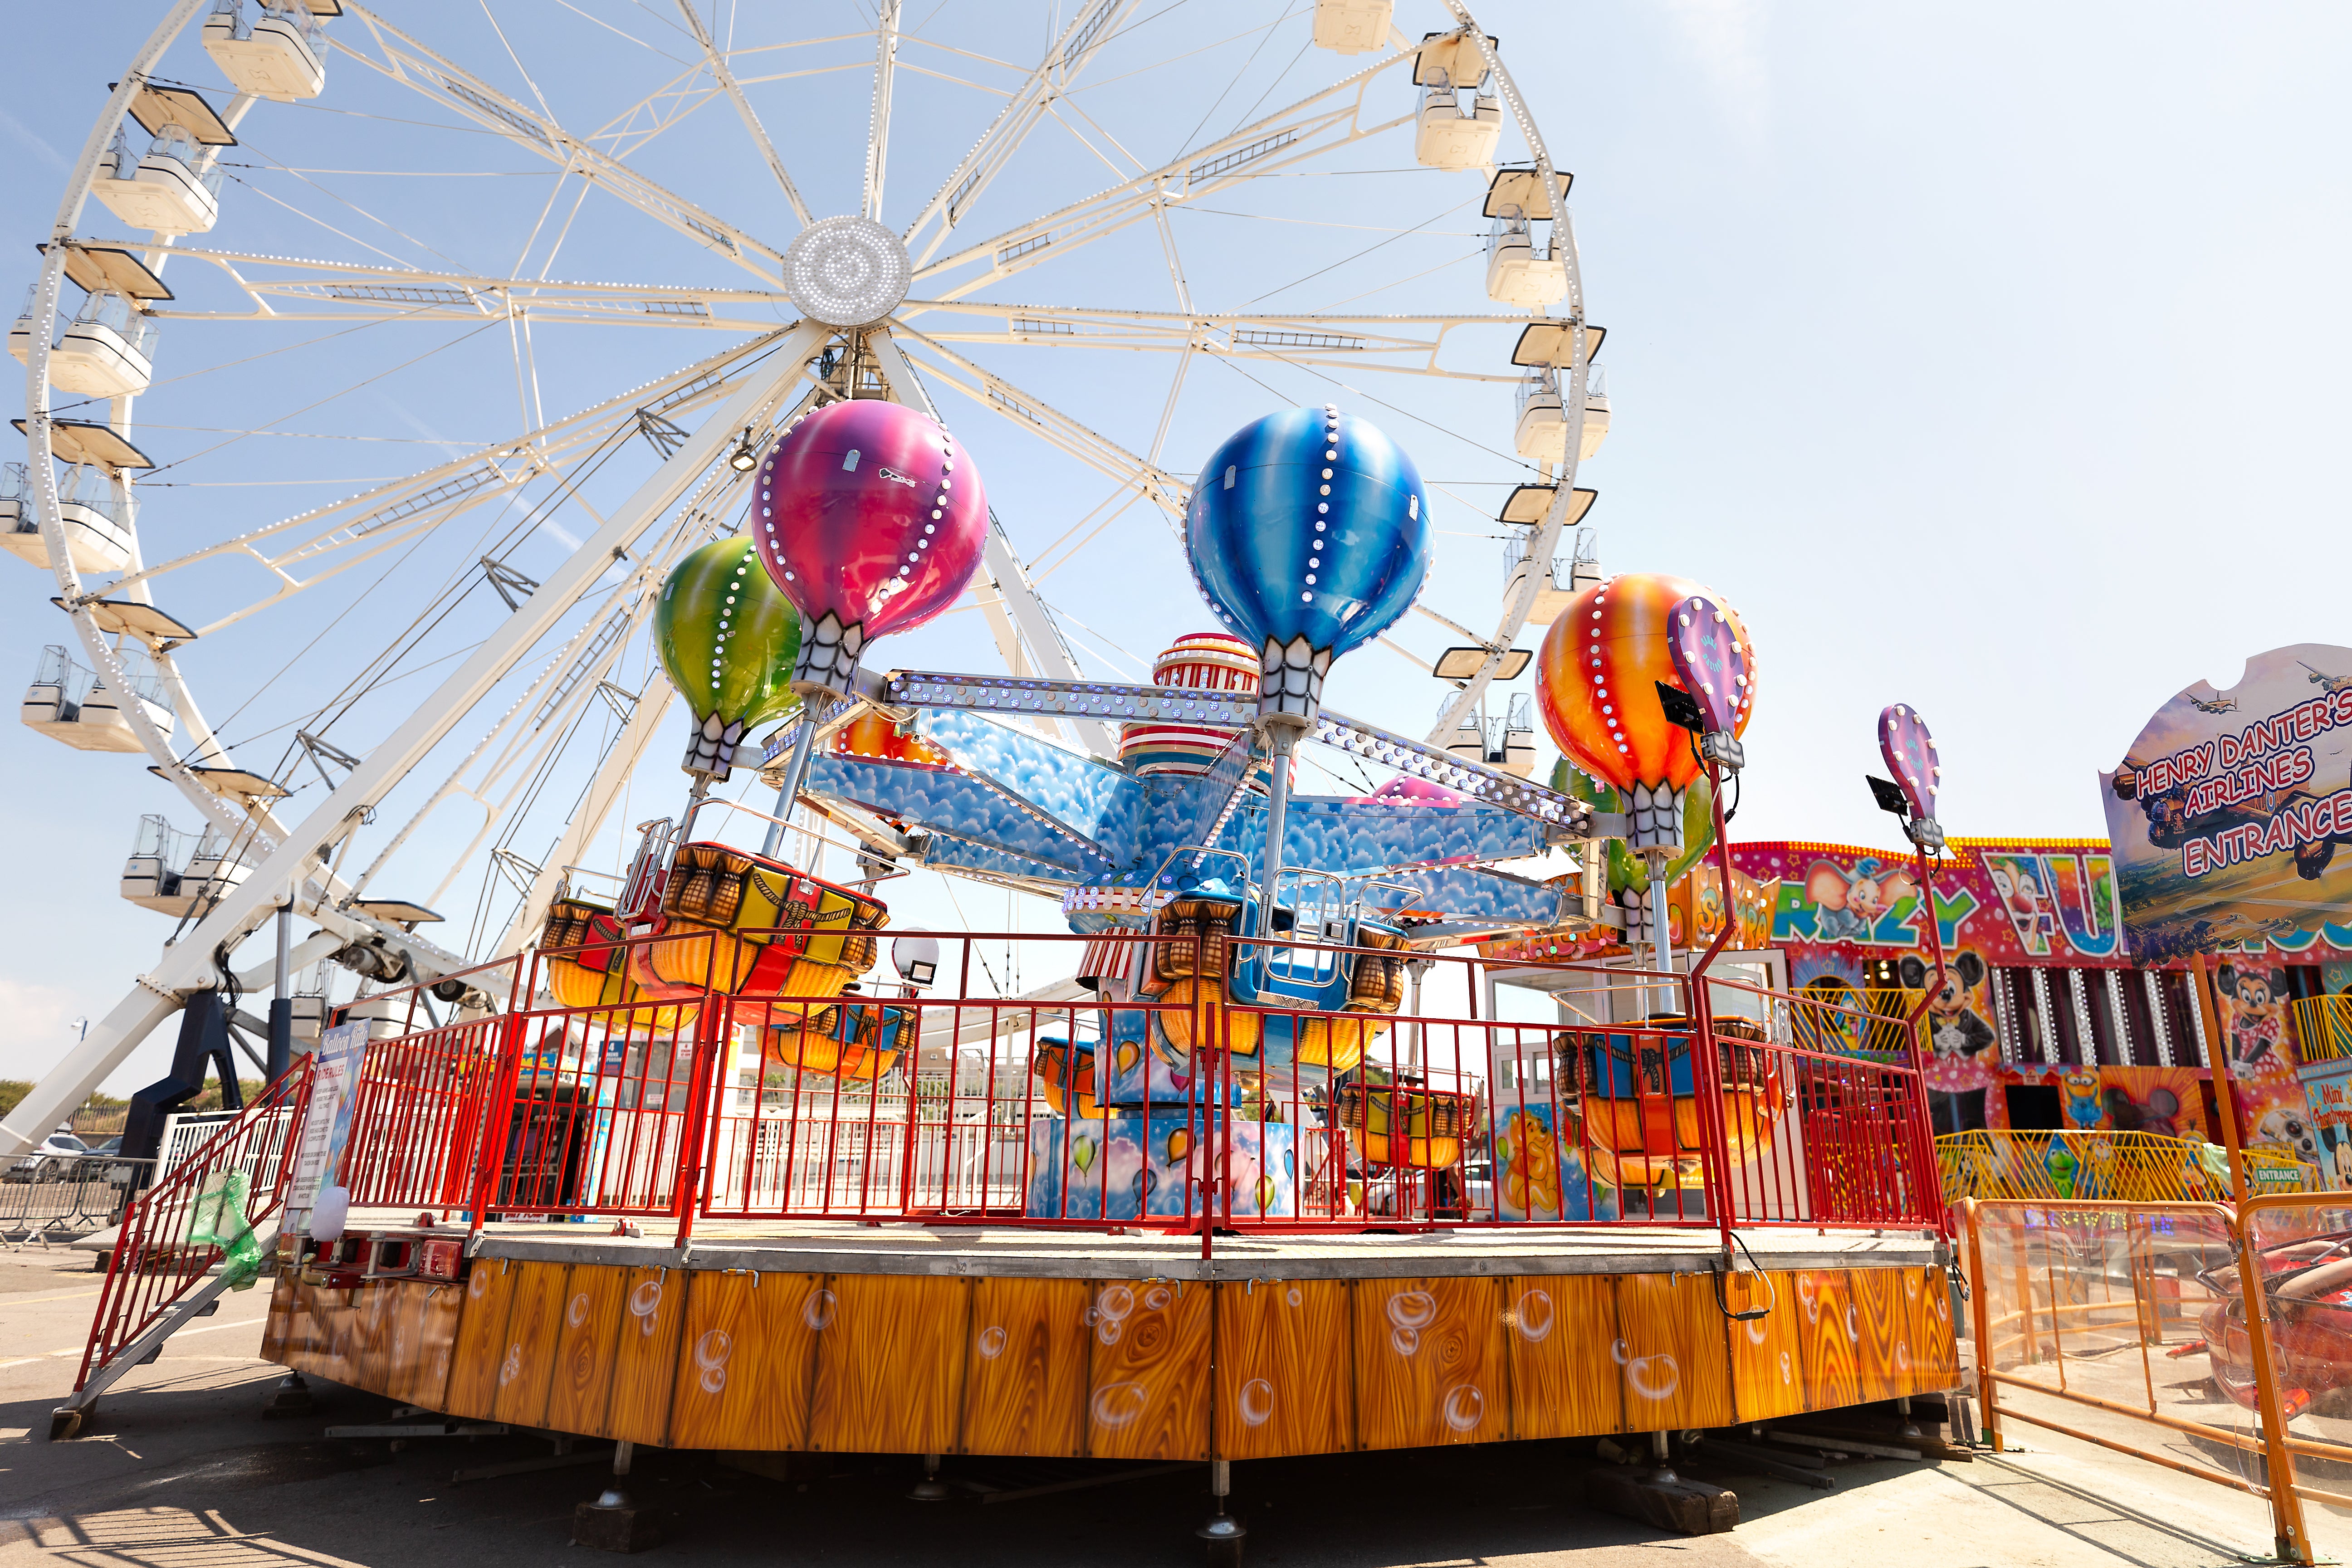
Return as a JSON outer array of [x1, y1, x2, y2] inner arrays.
[[1485, 834, 2352, 1180]]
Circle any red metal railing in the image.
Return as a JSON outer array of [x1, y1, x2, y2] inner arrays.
[[74, 1059, 313, 1389], [307, 925, 1937, 1244]]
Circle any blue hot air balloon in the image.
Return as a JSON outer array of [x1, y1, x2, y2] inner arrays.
[[1186, 405, 1430, 725]]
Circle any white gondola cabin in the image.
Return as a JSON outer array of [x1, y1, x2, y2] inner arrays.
[[121, 814, 247, 916], [0, 463, 134, 574], [1579, 366, 1611, 460], [78, 645, 178, 749], [11, 289, 156, 401], [1438, 693, 1539, 780], [203, 0, 328, 101], [1511, 368, 1610, 467], [1411, 34, 1501, 171], [1496, 486, 1599, 628], [1311, 0, 1392, 54], [1415, 79, 1501, 171], [1513, 369, 1567, 466], [22, 642, 176, 751], [91, 123, 225, 235], [1484, 210, 1567, 308], [1502, 533, 1577, 628]]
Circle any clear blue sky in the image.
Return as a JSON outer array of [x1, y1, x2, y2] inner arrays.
[[4, 1, 2349, 1092]]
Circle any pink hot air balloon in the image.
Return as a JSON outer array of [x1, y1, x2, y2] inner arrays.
[[753, 399, 988, 691]]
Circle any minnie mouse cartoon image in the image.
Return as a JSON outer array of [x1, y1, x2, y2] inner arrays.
[[2215, 963, 2286, 1071]]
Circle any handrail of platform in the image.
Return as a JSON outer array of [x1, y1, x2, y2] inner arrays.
[[1937, 1129, 2320, 1210], [74, 1059, 313, 1391]]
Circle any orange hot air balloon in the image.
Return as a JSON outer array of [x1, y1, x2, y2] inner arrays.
[[1535, 573, 1756, 795], [1535, 574, 1756, 855]]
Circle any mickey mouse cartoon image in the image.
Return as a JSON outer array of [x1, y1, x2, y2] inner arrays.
[[2215, 963, 2285, 1070], [1903, 952, 1995, 1132], [1807, 857, 1917, 943], [1902, 953, 1995, 1060]]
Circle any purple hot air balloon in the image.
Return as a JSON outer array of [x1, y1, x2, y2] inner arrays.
[[1878, 703, 1940, 823]]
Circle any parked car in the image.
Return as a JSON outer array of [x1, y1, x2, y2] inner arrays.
[[5, 1130, 90, 1182]]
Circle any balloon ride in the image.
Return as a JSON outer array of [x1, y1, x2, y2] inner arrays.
[[12, 11, 1960, 1509], [754, 397, 988, 695]]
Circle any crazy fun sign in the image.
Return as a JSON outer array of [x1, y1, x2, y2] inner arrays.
[[2102, 645, 2352, 963], [1735, 840, 2125, 967]]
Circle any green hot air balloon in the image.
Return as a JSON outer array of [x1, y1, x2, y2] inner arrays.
[[656, 535, 802, 778]]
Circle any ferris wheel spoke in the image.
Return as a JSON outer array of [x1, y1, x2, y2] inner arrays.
[[91, 335, 777, 628], [353, 437, 756, 903], [335, 6, 789, 287], [863, 0, 902, 222], [907, 302, 1528, 382], [908, 52, 1416, 303], [901, 0, 1140, 266], [864, 327, 1114, 757], [673, 0, 814, 227], [123, 240, 797, 329], [887, 322, 1187, 522]]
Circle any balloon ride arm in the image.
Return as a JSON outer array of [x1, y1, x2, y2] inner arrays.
[[863, 675, 1599, 837], [879, 669, 1256, 728]]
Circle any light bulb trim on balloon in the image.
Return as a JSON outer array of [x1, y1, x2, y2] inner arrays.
[[655, 535, 802, 781]]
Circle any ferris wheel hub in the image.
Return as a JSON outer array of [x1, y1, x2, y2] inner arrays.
[[783, 215, 913, 329]]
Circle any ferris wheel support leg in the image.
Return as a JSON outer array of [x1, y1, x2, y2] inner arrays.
[[4, 324, 826, 1162]]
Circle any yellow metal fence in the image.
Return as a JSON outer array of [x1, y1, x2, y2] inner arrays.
[[1938, 1129, 2318, 1206], [2292, 994, 2352, 1065]]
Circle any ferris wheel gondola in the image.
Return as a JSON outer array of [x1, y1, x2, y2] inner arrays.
[[3, 0, 1598, 1156]]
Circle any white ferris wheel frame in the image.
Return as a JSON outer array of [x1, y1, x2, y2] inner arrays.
[[3, 0, 1588, 1157]]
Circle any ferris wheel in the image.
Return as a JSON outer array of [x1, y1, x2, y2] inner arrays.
[[3, 0, 1598, 1154]]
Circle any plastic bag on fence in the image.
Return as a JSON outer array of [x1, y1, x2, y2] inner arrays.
[[187, 1169, 265, 1290]]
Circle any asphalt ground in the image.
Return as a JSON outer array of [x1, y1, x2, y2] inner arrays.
[[0, 1246, 2318, 1568]]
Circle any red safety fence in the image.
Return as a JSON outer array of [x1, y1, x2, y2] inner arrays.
[[72, 925, 1938, 1395], [306, 926, 1939, 1245]]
